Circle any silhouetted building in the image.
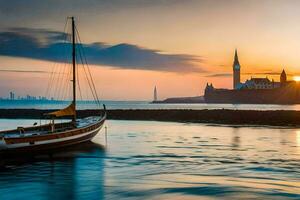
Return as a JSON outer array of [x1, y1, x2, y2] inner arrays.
[[240, 77, 276, 89], [280, 69, 287, 86], [205, 83, 214, 93], [233, 49, 241, 89], [204, 50, 300, 104]]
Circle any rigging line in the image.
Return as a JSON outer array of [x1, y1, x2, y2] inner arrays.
[[82, 65, 91, 101], [77, 51, 89, 101], [53, 22, 72, 102], [77, 64, 83, 101], [47, 57, 59, 100], [49, 54, 66, 98], [51, 65, 61, 100], [45, 38, 66, 99], [44, 61, 56, 97], [57, 60, 69, 100], [63, 65, 71, 102], [56, 62, 66, 100], [76, 39, 97, 104], [77, 43, 99, 106], [44, 61, 57, 99], [75, 26, 101, 106], [76, 37, 83, 101], [57, 22, 73, 101], [73, 27, 97, 103], [55, 63, 69, 102], [67, 64, 72, 101], [84, 57, 101, 105], [62, 65, 72, 100], [53, 61, 65, 100], [62, 63, 72, 100], [62, 25, 73, 102], [60, 62, 71, 101], [76, 36, 100, 105], [45, 18, 69, 100]]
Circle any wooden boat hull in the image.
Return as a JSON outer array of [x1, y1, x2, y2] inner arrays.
[[0, 116, 105, 156]]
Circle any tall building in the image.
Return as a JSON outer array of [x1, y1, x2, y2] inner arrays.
[[233, 49, 241, 89], [9, 91, 15, 100], [280, 69, 287, 85], [153, 86, 158, 102]]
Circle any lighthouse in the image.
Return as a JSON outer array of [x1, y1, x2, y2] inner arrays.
[[153, 86, 158, 102]]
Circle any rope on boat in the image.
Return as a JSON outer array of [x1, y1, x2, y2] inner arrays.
[[75, 25, 102, 108], [42, 17, 103, 111]]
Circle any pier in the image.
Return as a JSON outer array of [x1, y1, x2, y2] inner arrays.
[[1, 109, 300, 127]]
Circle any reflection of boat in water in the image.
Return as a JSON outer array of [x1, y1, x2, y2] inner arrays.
[[0, 17, 106, 155], [0, 141, 106, 199], [0, 141, 105, 164]]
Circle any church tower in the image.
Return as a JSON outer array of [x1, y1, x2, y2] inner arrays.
[[280, 69, 287, 86], [233, 49, 241, 89]]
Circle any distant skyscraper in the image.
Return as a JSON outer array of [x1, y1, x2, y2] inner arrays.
[[153, 86, 158, 102], [9, 91, 15, 100], [233, 49, 241, 89]]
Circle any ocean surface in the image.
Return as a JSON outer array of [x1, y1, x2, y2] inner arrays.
[[2, 100, 300, 110], [0, 119, 299, 199]]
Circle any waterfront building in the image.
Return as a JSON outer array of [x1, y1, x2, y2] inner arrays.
[[204, 50, 299, 104], [207, 50, 289, 91], [239, 70, 288, 90]]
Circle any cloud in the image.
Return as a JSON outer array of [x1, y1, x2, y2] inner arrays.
[[244, 72, 281, 76], [0, 27, 203, 73], [206, 71, 300, 80], [0, 69, 49, 74], [244, 72, 297, 76], [205, 73, 232, 77]]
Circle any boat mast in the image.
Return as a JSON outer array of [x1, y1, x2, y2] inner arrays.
[[71, 17, 76, 123]]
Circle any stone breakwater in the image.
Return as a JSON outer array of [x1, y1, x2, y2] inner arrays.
[[0, 109, 300, 127]]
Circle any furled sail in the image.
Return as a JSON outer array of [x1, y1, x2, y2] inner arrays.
[[45, 103, 75, 117]]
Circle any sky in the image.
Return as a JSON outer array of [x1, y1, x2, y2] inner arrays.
[[1, 0, 300, 100]]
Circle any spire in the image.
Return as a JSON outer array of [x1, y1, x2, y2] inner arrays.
[[233, 49, 240, 67], [233, 49, 241, 89], [280, 69, 287, 83]]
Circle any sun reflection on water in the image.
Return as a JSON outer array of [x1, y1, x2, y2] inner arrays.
[[296, 130, 300, 151]]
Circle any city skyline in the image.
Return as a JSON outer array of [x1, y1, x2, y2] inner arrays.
[[1, 91, 54, 101], [1, 0, 300, 100]]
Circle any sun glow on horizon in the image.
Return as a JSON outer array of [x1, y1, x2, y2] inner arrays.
[[293, 76, 300, 82]]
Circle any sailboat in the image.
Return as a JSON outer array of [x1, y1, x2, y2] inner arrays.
[[0, 17, 106, 154]]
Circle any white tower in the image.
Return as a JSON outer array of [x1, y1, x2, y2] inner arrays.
[[153, 86, 158, 102]]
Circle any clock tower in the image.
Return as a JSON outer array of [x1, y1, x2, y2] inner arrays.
[[233, 49, 241, 89]]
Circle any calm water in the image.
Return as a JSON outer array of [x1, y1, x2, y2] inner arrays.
[[2, 100, 300, 110], [0, 119, 300, 199]]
